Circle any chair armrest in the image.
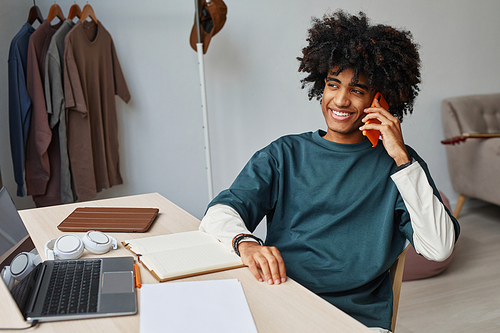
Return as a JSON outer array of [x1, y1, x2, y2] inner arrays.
[[441, 133, 500, 145]]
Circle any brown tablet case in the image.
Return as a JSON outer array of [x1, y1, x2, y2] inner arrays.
[[57, 207, 160, 232]]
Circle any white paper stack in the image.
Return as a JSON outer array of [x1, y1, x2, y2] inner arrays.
[[140, 279, 258, 333]]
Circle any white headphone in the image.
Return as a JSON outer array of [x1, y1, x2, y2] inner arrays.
[[44, 230, 118, 260], [1, 250, 42, 289]]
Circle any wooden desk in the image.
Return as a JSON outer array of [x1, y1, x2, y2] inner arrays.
[[0, 193, 370, 333]]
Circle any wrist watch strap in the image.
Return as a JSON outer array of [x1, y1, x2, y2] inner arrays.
[[232, 233, 264, 257], [395, 157, 415, 173]]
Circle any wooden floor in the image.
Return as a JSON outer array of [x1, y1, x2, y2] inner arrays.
[[396, 199, 500, 333]]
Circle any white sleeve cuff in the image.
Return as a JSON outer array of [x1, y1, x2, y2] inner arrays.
[[391, 161, 455, 261], [199, 204, 255, 251]]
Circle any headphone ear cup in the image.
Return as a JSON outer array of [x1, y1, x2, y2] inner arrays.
[[1, 266, 15, 289], [82, 231, 117, 254], [53, 234, 84, 260], [9, 252, 37, 281]]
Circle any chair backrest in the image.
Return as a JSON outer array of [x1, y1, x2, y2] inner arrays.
[[442, 93, 500, 138], [389, 244, 410, 332]]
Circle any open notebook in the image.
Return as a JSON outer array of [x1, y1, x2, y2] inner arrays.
[[122, 231, 244, 282]]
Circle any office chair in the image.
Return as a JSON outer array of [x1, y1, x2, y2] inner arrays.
[[389, 244, 410, 332]]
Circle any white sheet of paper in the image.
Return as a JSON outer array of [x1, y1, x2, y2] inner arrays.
[[140, 279, 258, 333]]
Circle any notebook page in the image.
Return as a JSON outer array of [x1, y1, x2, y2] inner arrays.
[[142, 242, 242, 280], [124, 230, 218, 254]]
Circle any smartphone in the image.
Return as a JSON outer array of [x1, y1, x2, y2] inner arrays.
[[363, 92, 389, 147]]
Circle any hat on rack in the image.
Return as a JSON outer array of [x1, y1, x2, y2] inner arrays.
[[190, 0, 227, 54]]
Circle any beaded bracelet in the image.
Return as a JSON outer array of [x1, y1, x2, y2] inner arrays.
[[232, 233, 264, 257]]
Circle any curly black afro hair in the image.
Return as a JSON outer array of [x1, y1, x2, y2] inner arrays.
[[297, 10, 421, 121]]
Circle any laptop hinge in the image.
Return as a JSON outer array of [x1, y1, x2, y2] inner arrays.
[[24, 264, 46, 316]]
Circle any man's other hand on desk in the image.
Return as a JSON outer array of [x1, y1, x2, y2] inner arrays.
[[239, 241, 287, 285]]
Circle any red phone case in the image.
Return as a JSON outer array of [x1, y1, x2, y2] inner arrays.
[[363, 92, 389, 147]]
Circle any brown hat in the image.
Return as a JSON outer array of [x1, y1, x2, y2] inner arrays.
[[190, 0, 227, 54]]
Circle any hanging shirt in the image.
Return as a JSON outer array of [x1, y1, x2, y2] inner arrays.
[[8, 22, 35, 197], [25, 19, 63, 207], [64, 20, 130, 201], [45, 19, 76, 204]]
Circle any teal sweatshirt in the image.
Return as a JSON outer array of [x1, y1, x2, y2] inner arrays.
[[209, 130, 458, 329]]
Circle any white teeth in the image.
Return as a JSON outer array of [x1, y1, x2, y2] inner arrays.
[[332, 110, 350, 117]]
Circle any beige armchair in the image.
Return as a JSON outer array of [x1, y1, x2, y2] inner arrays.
[[441, 93, 500, 217]]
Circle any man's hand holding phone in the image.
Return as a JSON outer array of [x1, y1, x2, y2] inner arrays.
[[360, 93, 410, 166], [362, 92, 389, 147]]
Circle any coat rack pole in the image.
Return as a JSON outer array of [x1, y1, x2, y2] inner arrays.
[[195, 0, 214, 202], [195, 0, 201, 43]]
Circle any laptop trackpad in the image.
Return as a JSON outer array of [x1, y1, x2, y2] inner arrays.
[[101, 272, 134, 294]]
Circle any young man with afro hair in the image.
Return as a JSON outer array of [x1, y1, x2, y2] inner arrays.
[[200, 10, 459, 332]]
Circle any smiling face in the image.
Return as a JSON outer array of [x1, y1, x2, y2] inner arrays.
[[321, 68, 377, 144]]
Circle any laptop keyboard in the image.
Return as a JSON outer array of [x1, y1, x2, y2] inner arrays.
[[42, 260, 101, 315]]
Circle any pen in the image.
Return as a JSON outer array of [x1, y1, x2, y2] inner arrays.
[[134, 263, 141, 288]]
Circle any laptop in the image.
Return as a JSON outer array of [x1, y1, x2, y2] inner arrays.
[[0, 187, 137, 323]]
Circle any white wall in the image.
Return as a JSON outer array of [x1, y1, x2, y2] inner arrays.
[[1, 0, 500, 219]]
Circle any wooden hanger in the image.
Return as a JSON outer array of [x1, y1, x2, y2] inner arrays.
[[27, 5, 44, 25], [68, 3, 82, 20], [80, 4, 98, 24], [47, 3, 65, 22]]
